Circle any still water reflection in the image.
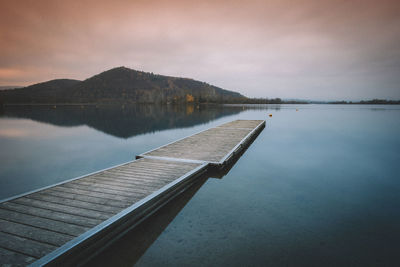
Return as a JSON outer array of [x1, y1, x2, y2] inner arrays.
[[0, 104, 243, 138], [0, 104, 243, 199], [1, 104, 400, 266]]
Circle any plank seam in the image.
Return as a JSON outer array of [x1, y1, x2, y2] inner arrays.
[[65, 183, 155, 198], [72, 178, 165, 191], [0, 206, 94, 229], [87, 172, 171, 183], [50, 187, 135, 204], [137, 155, 209, 164], [216, 127, 255, 130], [0, 228, 63, 248], [0, 217, 76, 238], [58, 184, 141, 198], [0, 231, 57, 257], [102, 169, 185, 178], [24, 195, 119, 215], [64, 181, 153, 195], [119, 164, 198, 173], [39, 191, 128, 209], [9, 201, 107, 222], [0, 244, 39, 260], [86, 177, 168, 190]]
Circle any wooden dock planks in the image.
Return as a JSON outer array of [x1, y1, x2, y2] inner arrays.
[[138, 120, 265, 163], [0, 119, 265, 266]]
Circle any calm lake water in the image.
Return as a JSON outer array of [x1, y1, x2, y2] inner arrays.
[[1, 104, 399, 266]]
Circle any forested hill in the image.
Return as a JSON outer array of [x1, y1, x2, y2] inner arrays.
[[0, 67, 246, 104], [0, 79, 81, 103]]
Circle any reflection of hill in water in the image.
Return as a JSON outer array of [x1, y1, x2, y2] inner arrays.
[[0, 104, 243, 138]]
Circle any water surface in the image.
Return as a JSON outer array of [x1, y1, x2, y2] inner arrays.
[[1, 104, 399, 266]]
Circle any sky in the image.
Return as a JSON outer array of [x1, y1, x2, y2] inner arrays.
[[0, 0, 399, 100]]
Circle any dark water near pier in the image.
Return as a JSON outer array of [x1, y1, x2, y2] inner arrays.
[[1, 104, 399, 266]]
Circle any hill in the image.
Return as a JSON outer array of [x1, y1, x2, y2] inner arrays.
[[0, 86, 23, 90], [0, 67, 245, 104], [0, 79, 81, 103]]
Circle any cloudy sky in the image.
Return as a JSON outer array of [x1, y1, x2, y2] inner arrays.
[[0, 0, 399, 100]]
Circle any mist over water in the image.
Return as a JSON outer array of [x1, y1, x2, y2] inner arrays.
[[1, 104, 399, 266]]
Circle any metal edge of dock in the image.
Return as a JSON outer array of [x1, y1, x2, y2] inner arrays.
[[217, 120, 265, 167], [30, 163, 209, 266]]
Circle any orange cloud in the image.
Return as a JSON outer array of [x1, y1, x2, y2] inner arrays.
[[0, 68, 24, 79]]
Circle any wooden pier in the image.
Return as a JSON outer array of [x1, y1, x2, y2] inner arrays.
[[0, 119, 265, 266]]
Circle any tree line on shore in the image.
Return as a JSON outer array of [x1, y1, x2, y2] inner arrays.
[[0, 67, 398, 105]]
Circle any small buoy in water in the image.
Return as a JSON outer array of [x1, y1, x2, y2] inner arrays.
[[296, 109, 298, 111], [268, 114, 272, 117]]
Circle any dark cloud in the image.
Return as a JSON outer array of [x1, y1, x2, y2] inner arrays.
[[0, 0, 399, 100]]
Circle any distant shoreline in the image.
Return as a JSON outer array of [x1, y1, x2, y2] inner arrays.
[[1, 101, 400, 107], [327, 100, 400, 105]]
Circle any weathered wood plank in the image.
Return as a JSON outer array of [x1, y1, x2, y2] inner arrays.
[[0, 247, 36, 266], [137, 158, 200, 167], [99, 170, 177, 182], [75, 175, 166, 191], [90, 174, 169, 188], [0, 208, 88, 236], [104, 165, 188, 176], [107, 167, 190, 177], [51, 186, 136, 203], [124, 162, 197, 171], [0, 202, 102, 228], [129, 161, 197, 169], [40, 188, 128, 209], [100, 171, 176, 182], [11, 198, 111, 221], [122, 162, 188, 170], [217, 119, 263, 129], [70, 180, 156, 196], [98, 172, 175, 185], [0, 219, 73, 247], [0, 231, 56, 259], [26, 193, 122, 214], [60, 183, 149, 198]]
